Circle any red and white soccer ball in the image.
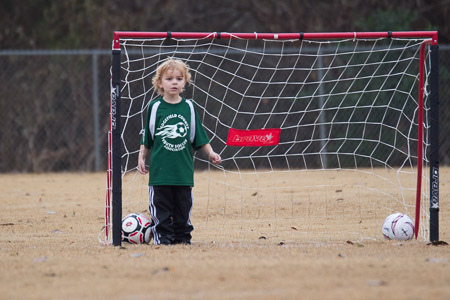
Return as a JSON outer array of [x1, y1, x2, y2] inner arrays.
[[121, 213, 152, 244], [382, 212, 415, 241]]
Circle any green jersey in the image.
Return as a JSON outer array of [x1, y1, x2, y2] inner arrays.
[[141, 97, 210, 186]]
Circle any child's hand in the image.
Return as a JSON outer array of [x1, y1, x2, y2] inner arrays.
[[209, 151, 222, 165], [138, 157, 148, 174], [138, 145, 148, 174], [202, 144, 221, 165]]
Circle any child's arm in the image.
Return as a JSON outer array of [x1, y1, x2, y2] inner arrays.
[[138, 144, 149, 174], [201, 143, 221, 165]]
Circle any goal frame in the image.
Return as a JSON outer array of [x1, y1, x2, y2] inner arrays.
[[107, 31, 439, 246]]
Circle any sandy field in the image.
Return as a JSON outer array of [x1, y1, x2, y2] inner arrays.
[[1, 169, 449, 300]]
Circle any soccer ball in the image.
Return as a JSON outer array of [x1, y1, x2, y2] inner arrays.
[[121, 213, 152, 244], [175, 122, 187, 137], [382, 213, 415, 241]]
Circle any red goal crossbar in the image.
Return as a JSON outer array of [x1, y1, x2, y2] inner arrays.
[[112, 31, 438, 50]]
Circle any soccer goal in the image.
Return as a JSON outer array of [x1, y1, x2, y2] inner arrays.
[[104, 31, 439, 246]]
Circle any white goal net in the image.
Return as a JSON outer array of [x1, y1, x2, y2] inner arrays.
[[106, 32, 435, 244]]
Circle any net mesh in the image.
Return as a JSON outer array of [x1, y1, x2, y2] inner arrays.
[[107, 34, 432, 244]]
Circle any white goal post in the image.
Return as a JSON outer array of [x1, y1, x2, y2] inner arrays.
[[105, 31, 439, 246]]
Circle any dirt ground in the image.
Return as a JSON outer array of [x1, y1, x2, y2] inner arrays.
[[1, 169, 449, 300]]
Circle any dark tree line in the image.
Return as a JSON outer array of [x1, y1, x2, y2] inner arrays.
[[1, 0, 449, 49]]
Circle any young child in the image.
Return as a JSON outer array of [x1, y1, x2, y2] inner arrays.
[[138, 58, 221, 245]]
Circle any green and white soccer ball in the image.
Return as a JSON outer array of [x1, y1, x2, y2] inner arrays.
[[175, 122, 187, 137]]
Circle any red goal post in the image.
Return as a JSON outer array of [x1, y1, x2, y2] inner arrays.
[[106, 31, 439, 246]]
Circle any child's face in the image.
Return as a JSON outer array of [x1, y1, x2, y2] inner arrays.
[[159, 68, 186, 97]]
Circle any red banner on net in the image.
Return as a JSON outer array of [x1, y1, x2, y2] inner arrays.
[[226, 128, 281, 147]]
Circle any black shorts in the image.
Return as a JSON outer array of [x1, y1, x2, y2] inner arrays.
[[148, 185, 193, 245]]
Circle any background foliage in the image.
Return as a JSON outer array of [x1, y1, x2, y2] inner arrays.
[[1, 0, 448, 49]]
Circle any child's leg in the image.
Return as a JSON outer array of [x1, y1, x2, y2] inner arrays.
[[148, 185, 175, 245], [172, 186, 194, 244]]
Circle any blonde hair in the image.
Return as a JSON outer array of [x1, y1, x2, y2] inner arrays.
[[152, 58, 192, 95]]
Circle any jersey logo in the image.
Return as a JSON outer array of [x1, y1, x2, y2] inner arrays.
[[156, 122, 188, 139], [148, 99, 196, 144], [155, 114, 190, 152]]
